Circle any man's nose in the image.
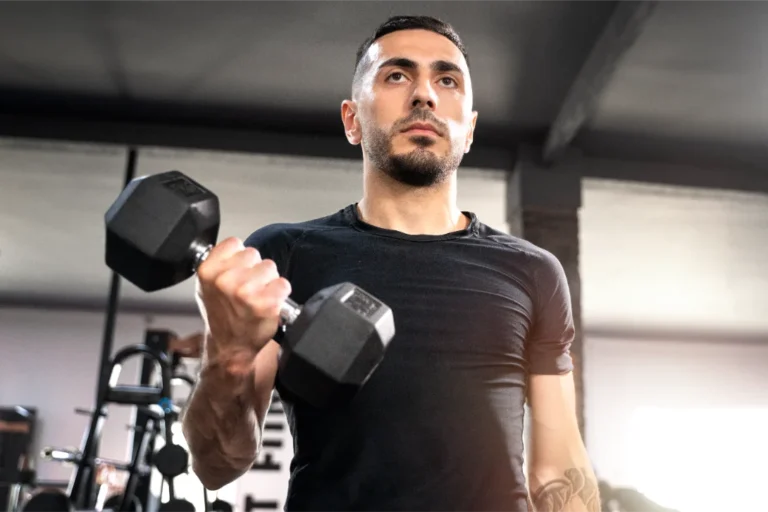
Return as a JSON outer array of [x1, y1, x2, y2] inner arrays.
[[410, 79, 438, 110]]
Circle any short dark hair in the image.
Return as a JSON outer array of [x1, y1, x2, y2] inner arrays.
[[352, 15, 469, 91]]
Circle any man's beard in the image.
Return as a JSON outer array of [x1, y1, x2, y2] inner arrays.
[[364, 125, 464, 187]]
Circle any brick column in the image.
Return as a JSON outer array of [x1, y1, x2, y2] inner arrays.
[[507, 149, 585, 439]]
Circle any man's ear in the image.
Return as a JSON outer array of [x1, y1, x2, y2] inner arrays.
[[341, 100, 362, 145], [464, 111, 478, 153]]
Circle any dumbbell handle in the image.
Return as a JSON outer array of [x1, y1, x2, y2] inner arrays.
[[192, 242, 302, 325]]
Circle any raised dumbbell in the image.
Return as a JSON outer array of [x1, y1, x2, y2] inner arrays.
[[104, 170, 395, 407]]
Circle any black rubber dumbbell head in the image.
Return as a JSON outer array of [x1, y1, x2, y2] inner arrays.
[[105, 170, 219, 292], [279, 282, 395, 407], [153, 444, 189, 478], [159, 499, 195, 512], [21, 490, 74, 512], [210, 499, 233, 512], [103, 494, 142, 512]]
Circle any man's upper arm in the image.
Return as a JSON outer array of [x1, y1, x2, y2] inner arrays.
[[524, 250, 600, 511], [526, 249, 574, 378]]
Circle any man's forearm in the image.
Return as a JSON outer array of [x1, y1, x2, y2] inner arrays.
[[181, 364, 261, 490], [528, 466, 600, 512]]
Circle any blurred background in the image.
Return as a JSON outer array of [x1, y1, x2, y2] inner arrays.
[[1, 1, 767, 512]]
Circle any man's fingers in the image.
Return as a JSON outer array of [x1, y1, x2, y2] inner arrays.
[[198, 238, 261, 281], [244, 277, 293, 318], [210, 259, 275, 299]]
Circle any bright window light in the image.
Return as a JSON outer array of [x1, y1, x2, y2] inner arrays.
[[627, 407, 768, 512]]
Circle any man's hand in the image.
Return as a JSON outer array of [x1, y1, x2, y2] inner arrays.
[[195, 236, 292, 377], [527, 373, 600, 512]]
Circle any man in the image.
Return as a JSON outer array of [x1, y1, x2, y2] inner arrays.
[[182, 15, 599, 512]]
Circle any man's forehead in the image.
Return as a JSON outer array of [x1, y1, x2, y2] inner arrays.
[[366, 29, 467, 69]]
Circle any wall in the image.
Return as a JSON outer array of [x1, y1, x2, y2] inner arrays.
[[579, 174, 768, 336], [584, 335, 768, 512], [3, 138, 768, 512]]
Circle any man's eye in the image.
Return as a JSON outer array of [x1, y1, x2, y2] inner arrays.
[[388, 72, 406, 82], [440, 77, 458, 87]]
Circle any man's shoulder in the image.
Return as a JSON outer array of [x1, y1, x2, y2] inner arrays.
[[244, 207, 350, 249], [475, 222, 544, 256], [474, 221, 563, 274]]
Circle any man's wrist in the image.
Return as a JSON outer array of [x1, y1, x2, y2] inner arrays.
[[200, 356, 255, 393]]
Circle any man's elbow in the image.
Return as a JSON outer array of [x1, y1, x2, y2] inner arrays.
[[191, 457, 253, 491], [528, 443, 596, 484]]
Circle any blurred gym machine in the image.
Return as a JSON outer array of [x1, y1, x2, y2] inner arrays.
[[0, 406, 36, 512], [17, 336, 196, 512]]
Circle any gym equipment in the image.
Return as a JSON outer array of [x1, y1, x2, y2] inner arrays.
[[19, 488, 73, 512], [66, 344, 175, 510], [151, 443, 188, 480], [42, 447, 151, 478], [158, 498, 195, 511], [1, 406, 37, 512], [210, 498, 234, 511], [104, 493, 142, 511], [104, 170, 395, 408]]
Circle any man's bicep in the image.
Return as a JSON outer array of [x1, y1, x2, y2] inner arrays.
[[528, 373, 579, 434], [526, 250, 575, 376]]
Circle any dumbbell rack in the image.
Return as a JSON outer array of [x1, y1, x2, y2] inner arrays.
[[23, 345, 182, 512], [67, 344, 175, 511]]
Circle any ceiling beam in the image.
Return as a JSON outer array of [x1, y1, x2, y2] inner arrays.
[[542, 1, 658, 164], [0, 113, 514, 171]]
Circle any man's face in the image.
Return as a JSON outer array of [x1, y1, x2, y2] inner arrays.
[[342, 29, 478, 187]]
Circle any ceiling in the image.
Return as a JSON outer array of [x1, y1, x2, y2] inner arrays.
[[2, 1, 767, 170], [2, 1, 768, 336]]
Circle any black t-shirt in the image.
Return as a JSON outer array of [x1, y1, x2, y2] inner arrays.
[[244, 204, 574, 512]]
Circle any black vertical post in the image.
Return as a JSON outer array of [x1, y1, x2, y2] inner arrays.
[[95, 147, 138, 402], [130, 329, 175, 512], [72, 147, 139, 509], [507, 146, 585, 438]]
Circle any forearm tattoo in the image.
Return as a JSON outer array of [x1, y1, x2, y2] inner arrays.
[[531, 468, 600, 512]]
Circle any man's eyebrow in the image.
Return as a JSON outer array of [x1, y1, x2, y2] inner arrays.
[[432, 60, 463, 76], [377, 57, 464, 76], [378, 57, 418, 71]]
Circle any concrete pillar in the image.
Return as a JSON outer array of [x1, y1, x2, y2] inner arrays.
[[507, 148, 585, 438]]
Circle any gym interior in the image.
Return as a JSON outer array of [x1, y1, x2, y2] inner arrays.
[[1, 2, 767, 512]]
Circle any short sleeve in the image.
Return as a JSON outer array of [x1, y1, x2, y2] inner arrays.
[[526, 250, 575, 375], [243, 224, 301, 343], [243, 224, 298, 278]]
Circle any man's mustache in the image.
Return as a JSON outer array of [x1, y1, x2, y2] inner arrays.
[[394, 110, 448, 135]]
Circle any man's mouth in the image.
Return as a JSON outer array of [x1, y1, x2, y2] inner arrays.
[[402, 123, 441, 136]]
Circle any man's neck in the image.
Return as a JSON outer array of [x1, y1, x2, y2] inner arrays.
[[357, 165, 469, 236]]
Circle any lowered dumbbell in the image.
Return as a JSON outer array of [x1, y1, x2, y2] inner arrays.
[[20, 489, 73, 512], [104, 170, 394, 407], [103, 494, 142, 512], [159, 499, 195, 512], [210, 498, 233, 512], [151, 443, 188, 480]]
